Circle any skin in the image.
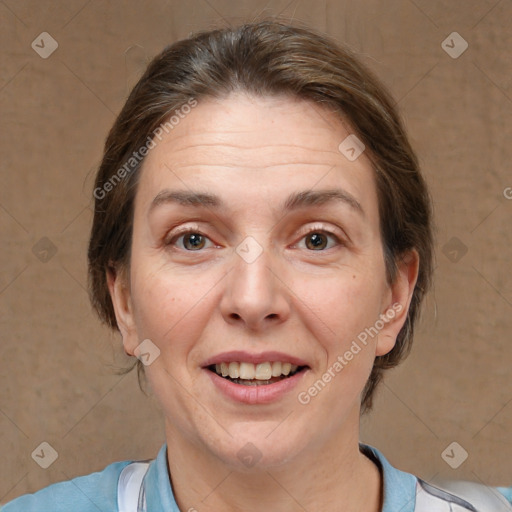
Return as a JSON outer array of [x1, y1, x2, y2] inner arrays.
[[108, 92, 419, 512]]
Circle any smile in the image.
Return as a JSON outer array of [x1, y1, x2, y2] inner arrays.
[[202, 351, 310, 403], [209, 361, 304, 386]]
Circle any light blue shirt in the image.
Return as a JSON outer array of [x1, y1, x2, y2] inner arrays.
[[3, 443, 511, 511]]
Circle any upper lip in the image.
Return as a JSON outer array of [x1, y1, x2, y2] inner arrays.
[[201, 350, 310, 368]]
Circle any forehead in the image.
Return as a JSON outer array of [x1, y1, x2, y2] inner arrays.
[[134, 92, 379, 221]]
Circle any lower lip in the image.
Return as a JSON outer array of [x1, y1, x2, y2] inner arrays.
[[204, 368, 308, 405]]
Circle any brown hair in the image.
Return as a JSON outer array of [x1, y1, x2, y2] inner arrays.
[[87, 18, 434, 414]]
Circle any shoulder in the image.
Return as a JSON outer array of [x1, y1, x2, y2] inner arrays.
[[416, 478, 512, 511], [1, 460, 132, 512], [360, 443, 512, 512]]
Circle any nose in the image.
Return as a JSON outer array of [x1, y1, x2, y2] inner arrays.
[[219, 240, 291, 332]]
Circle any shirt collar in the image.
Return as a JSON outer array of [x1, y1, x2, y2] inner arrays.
[[144, 444, 179, 511], [360, 442, 417, 512], [144, 443, 417, 512]]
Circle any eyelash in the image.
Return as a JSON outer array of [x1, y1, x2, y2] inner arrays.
[[165, 224, 344, 252]]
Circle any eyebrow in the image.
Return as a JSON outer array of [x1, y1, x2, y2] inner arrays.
[[149, 188, 364, 217]]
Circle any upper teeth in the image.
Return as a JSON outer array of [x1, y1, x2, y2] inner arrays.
[[215, 362, 299, 380]]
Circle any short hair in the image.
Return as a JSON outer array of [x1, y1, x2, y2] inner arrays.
[[87, 19, 434, 414]]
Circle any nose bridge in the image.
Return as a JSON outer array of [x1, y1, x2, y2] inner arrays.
[[220, 234, 289, 329], [236, 237, 274, 295]]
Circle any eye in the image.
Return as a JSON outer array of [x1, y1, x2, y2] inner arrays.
[[166, 229, 215, 251], [296, 228, 343, 251]]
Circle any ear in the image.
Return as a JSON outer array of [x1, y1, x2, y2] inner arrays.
[[375, 249, 420, 357], [106, 263, 139, 356]]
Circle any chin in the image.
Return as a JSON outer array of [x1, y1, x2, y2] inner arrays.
[[209, 422, 308, 471]]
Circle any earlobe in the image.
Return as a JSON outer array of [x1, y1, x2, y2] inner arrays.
[[106, 264, 138, 356], [375, 249, 420, 357]]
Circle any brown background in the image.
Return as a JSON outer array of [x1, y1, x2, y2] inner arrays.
[[1, 0, 511, 503]]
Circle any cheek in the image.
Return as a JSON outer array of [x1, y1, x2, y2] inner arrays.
[[296, 275, 381, 411], [129, 262, 222, 356], [293, 270, 384, 345], [131, 270, 190, 341]]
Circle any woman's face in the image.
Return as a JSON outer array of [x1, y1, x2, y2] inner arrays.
[[109, 93, 417, 468]]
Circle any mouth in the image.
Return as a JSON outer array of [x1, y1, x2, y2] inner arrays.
[[206, 361, 308, 386], [201, 351, 310, 403]]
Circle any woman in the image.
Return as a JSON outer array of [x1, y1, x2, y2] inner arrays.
[[4, 19, 511, 512]]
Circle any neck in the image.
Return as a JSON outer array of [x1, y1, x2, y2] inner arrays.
[[164, 412, 382, 512]]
